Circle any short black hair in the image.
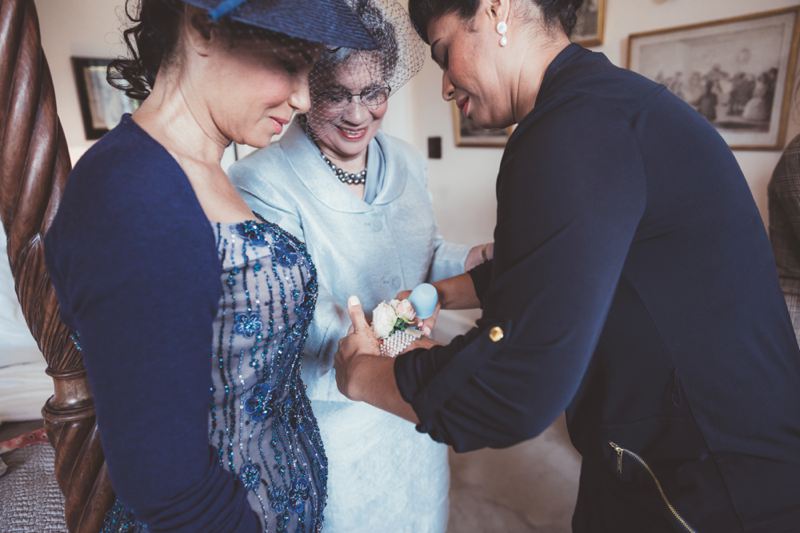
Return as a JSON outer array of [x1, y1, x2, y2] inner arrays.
[[408, 0, 585, 43]]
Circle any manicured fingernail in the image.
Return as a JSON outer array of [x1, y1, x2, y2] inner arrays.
[[348, 295, 360, 307]]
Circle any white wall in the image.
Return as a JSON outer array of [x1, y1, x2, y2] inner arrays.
[[404, 0, 800, 248], [34, 0, 128, 163]]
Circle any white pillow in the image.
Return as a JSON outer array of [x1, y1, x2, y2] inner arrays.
[[0, 360, 52, 422]]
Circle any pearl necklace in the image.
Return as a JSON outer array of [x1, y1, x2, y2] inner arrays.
[[321, 153, 367, 185]]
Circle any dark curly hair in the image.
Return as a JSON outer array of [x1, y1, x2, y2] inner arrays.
[[107, 0, 313, 101], [408, 0, 584, 43], [107, 0, 183, 101]]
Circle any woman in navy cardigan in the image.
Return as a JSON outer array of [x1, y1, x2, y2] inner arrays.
[[334, 0, 800, 531], [44, 1, 376, 531]]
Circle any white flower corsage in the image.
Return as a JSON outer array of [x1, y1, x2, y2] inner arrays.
[[371, 298, 424, 357]]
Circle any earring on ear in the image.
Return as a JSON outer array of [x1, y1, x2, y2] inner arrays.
[[496, 20, 508, 47]]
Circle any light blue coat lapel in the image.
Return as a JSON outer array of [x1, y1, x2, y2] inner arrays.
[[279, 121, 407, 213]]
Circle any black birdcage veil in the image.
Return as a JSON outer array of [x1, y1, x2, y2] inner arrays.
[[303, 0, 425, 144]]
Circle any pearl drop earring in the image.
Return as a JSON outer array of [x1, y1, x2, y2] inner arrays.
[[496, 20, 508, 47]]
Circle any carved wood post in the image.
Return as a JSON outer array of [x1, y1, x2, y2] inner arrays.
[[0, 1, 114, 531]]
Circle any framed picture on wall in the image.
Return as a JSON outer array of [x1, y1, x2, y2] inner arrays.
[[72, 57, 140, 140], [451, 102, 513, 148], [573, 0, 606, 47], [627, 7, 800, 151]]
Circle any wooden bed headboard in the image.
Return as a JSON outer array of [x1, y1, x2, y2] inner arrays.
[[0, 1, 113, 531]]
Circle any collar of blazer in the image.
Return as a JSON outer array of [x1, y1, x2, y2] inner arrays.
[[278, 121, 408, 214]]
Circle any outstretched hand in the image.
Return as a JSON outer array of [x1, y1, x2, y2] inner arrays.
[[335, 296, 380, 400]]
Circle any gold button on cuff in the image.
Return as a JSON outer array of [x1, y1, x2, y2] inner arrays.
[[488, 326, 504, 343]]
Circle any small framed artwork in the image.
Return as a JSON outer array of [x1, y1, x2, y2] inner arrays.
[[451, 102, 513, 148], [71, 57, 140, 140], [573, 0, 606, 48], [627, 7, 800, 151]]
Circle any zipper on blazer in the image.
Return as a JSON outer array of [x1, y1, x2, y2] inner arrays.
[[609, 441, 697, 533]]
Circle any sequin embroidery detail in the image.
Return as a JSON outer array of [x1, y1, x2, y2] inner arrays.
[[102, 216, 326, 532]]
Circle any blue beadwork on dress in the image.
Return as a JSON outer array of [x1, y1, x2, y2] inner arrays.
[[99, 217, 327, 532]]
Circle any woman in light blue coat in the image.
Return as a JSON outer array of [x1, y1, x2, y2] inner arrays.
[[229, 2, 491, 530]]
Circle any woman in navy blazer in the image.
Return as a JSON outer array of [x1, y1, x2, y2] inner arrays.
[[334, 0, 800, 531]]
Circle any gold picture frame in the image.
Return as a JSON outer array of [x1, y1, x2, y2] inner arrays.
[[573, 0, 606, 48], [627, 7, 800, 151], [451, 102, 514, 148]]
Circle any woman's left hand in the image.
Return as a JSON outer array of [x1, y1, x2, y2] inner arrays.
[[335, 296, 381, 400], [465, 242, 494, 271]]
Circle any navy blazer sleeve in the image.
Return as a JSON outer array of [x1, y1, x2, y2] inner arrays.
[[395, 102, 647, 452], [468, 259, 493, 307], [45, 137, 260, 531]]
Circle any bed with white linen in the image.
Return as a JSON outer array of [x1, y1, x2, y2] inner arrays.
[[0, 223, 67, 532], [0, 224, 51, 424]]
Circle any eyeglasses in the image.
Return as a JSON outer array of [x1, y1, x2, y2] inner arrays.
[[316, 84, 392, 111]]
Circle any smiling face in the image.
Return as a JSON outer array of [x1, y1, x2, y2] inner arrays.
[[200, 33, 320, 148], [306, 51, 390, 160], [427, 7, 515, 129]]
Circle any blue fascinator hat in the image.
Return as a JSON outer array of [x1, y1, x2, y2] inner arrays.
[[181, 0, 378, 49]]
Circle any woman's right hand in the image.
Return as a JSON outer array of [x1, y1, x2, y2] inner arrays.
[[395, 289, 441, 337], [400, 335, 439, 354]]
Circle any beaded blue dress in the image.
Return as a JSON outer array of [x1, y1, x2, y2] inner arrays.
[[101, 216, 327, 532]]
